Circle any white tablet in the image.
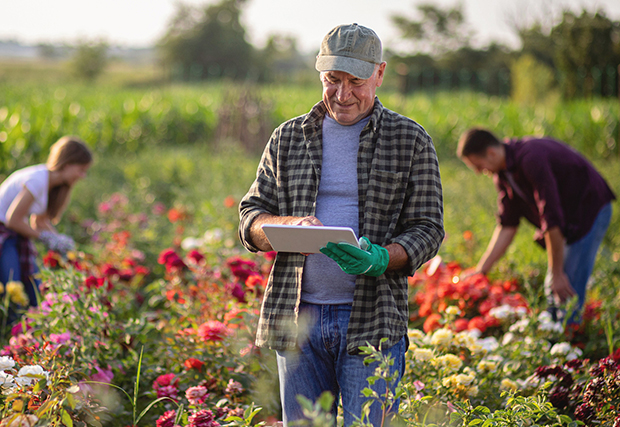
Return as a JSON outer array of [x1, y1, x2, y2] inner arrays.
[[262, 224, 359, 254]]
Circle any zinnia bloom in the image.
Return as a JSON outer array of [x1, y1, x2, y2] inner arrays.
[[184, 358, 204, 371], [197, 321, 230, 342], [186, 385, 209, 405], [156, 410, 177, 427], [188, 409, 219, 427], [153, 373, 179, 400]]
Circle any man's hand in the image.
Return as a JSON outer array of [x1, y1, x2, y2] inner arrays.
[[546, 271, 577, 304], [320, 237, 389, 277]]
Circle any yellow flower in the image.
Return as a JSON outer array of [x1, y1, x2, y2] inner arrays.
[[408, 328, 425, 341], [413, 348, 434, 362], [433, 354, 463, 373], [0, 282, 4, 294], [477, 360, 499, 373], [445, 305, 461, 316], [5, 281, 29, 306], [500, 378, 518, 392], [455, 372, 475, 386], [430, 328, 453, 347], [466, 385, 479, 397], [442, 374, 457, 388]]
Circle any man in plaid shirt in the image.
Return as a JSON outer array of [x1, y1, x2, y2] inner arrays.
[[239, 24, 444, 426]]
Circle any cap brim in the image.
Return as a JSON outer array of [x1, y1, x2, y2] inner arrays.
[[315, 55, 376, 79]]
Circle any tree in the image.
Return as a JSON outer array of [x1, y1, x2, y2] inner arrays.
[[159, 0, 255, 81], [551, 9, 620, 98], [71, 39, 108, 81], [392, 2, 471, 56]]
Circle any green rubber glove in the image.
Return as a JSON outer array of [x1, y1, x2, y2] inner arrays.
[[320, 237, 389, 277]]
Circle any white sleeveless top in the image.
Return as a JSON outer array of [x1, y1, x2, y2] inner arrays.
[[0, 164, 49, 224]]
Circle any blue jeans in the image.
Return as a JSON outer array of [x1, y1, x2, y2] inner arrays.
[[0, 236, 40, 315], [276, 303, 406, 426], [546, 203, 612, 320]]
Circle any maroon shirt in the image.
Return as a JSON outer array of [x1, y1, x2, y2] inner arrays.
[[494, 137, 615, 246]]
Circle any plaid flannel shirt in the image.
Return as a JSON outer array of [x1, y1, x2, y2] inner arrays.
[[239, 98, 444, 354]]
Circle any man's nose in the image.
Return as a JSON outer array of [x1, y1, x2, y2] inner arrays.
[[335, 82, 352, 100]]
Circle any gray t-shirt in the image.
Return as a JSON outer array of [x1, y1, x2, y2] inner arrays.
[[300, 115, 370, 304]]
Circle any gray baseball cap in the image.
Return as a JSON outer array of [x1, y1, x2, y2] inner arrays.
[[315, 23, 383, 80]]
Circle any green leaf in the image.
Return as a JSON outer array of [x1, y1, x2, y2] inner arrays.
[[61, 409, 74, 427]]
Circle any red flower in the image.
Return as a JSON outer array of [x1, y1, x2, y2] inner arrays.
[[101, 264, 120, 279], [197, 320, 230, 342], [227, 257, 258, 281], [84, 275, 105, 290], [423, 313, 442, 333], [468, 316, 487, 333], [184, 358, 204, 371], [264, 251, 277, 261], [42, 251, 60, 268], [453, 318, 469, 332], [158, 248, 177, 265], [187, 250, 205, 264], [223, 196, 236, 208]]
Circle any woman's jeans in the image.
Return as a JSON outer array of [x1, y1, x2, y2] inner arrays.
[[546, 202, 613, 321], [0, 236, 40, 322], [276, 303, 406, 426]]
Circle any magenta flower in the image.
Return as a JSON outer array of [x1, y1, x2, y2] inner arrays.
[[188, 409, 219, 427]]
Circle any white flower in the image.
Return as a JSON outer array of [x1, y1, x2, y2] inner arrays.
[[550, 342, 571, 355], [508, 318, 529, 333], [489, 304, 513, 320], [567, 347, 583, 361], [501, 332, 515, 345], [15, 365, 49, 387], [181, 236, 203, 250], [0, 371, 15, 388], [476, 336, 499, 353], [0, 356, 16, 371]]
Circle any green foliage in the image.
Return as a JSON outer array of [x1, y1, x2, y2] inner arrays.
[[71, 39, 108, 81], [511, 54, 558, 104]]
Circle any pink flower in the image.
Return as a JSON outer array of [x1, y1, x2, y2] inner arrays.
[[49, 332, 72, 345], [188, 409, 219, 427], [197, 321, 230, 342], [225, 379, 243, 395], [227, 283, 246, 303], [185, 385, 209, 405], [91, 365, 114, 384], [153, 373, 180, 400], [156, 410, 177, 427]]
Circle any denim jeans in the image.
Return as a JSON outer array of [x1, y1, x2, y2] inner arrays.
[[276, 303, 406, 426], [0, 236, 40, 312], [546, 202, 612, 320]]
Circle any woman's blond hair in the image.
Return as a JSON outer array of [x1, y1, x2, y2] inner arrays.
[[46, 136, 93, 222]]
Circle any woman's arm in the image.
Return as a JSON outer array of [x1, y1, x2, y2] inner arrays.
[[5, 186, 40, 239]]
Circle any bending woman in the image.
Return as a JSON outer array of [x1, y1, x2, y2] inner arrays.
[[0, 135, 92, 311]]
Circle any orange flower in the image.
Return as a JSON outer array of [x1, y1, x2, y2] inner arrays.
[[462, 230, 473, 241]]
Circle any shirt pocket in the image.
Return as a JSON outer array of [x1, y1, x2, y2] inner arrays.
[[365, 170, 407, 227]]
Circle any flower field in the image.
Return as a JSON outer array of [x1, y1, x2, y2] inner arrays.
[[0, 82, 619, 426]]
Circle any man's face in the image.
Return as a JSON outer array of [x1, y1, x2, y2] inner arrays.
[[462, 152, 500, 176], [320, 63, 386, 126]]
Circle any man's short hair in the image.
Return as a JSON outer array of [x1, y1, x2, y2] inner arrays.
[[457, 128, 501, 158]]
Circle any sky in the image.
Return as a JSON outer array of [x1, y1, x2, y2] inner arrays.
[[1, 0, 619, 54]]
